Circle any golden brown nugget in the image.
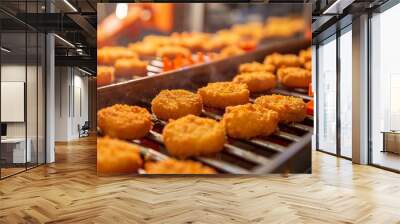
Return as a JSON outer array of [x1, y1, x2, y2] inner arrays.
[[156, 46, 191, 59], [222, 104, 279, 139], [97, 137, 143, 174], [299, 47, 312, 64], [304, 60, 312, 71], [254, 94, 307, 123], [162, 115, 225, 158], [98, 104, 153, 140], [264, 17, 305, 38], [171, 32, 210, 51], [198, 82, 249, 109], [128, 41, 158, 58], [151, 89, 203, 121], [114, 58, 148, 78], [233, 72, 276, 92], [97, 66, 114, 86], [219, 45, 245, 58], [277, 67, 311, 88], [97, 46, 137, 65], [264, 53, 301, 68], [231, 22, 264, 40], [239, 62, 275, 73], [145, 159, 216, 174]]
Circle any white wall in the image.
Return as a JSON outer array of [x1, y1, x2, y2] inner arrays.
[[54, 67, 89, 141]]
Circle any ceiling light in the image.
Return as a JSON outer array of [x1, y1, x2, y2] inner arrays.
[[115, 3, 128, 20], [54, 34, 75, 48], [63, 0, 78, 12], [1, 47, 11, 53]]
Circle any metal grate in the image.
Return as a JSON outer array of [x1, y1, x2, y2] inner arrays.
[[129, 88, 313, 174]]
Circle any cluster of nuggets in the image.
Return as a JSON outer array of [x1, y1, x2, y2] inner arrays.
[[97, 16, 306, 87], [97, 47, 311, 174]]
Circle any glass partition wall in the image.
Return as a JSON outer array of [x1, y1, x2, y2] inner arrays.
[[0, 2, 46, 179], [316, 25, 353, 159], [370, 2, 400, 172], [317, 35, 337, 155]]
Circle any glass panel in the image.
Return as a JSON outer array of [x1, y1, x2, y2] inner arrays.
[[317, 36, 337, 154], [339, 28, 352, 158], [371, 4, 400, 171], [1, 31, 27, 177]]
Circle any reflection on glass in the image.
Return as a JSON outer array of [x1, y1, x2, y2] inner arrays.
[[371, 4, 400, 171], [1, 31, 27, 177], [317, 36, 337, 154], [339, 28, 352, 158]]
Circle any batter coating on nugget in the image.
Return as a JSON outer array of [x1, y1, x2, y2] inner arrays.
[[98, 104, 153, 140], [219, 45, 245, 58], [198, 82, 249, 109], [304, 61, 312, 71], [114, 58, 148, 78], [222, 104, 279, 139], [145, 159, 216, 174], [299, 47, 312, 64], [277, 67, 311, 88], [97, 46, 137, 65], [254, 94, 306, 123], [97, 137, 143, 174], [233, 72, 276, 92], [162, 115, 226, 158], [128, 41, 158, 59], [156, 46, 191, 59], [264, 53, 301, 68], [97, 66, 114, 86], [151, 89, 203, 120], [239, 62, 275, 73]]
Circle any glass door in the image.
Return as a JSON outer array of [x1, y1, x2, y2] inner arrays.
[[370, 2, 400, 172], [317, 35, 337, 154], [339, 26, 352, 158]]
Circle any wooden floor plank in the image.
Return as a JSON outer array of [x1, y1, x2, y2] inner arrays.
[[0, 136, 399, 224]]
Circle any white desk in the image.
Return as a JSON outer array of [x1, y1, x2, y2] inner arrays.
[[1, 138, 31, 163]]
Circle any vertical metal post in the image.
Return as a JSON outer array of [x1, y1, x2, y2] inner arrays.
[[352, 14, 369, 164]]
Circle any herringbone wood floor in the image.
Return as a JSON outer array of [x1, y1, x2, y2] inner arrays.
[[0, 136, 399, 224]]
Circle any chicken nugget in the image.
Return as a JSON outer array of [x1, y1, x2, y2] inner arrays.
[[264, 53, 301, 68], [233, 72, 276, 92], [98, 104, 153, 140], [156, 46, 191, 59], [128, 41, 158, 59], [254, 94, 306, 123], [239, 62, 275, 73], [304, 60, 312, 71], [162, 115, 226, 158], [219, 45, 245, 59], [97, 136, 143, 174], [198, 82, 249, 109], [222, 104, 279, 139], [277, 67, 311, 88], [114, 58, 148, 78], [97, 46, 137, 65], [145, 159, 216, 174], [97, 66, 114, 86], [299, 47, 312, 64], [151, 89, 203, 121]]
